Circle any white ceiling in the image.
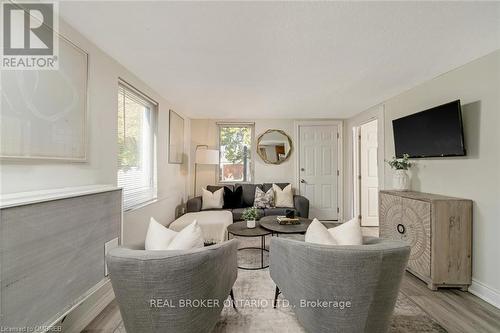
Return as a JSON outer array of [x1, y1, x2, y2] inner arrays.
[[59, 1, 500, 119]]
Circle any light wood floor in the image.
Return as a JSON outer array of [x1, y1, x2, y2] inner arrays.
[[401, 272, 500, 333], [83, 271, 500, 333], [83, 301, 122, 333]]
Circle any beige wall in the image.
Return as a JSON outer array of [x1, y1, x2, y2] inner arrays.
[[0, 19, 191, 244], [345, 50, 500, 306], [0, 17, 192, 330], [190, 119, 296, 196]]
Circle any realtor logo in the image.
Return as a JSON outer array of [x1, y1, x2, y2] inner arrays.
[[1, 1, 58, 69]]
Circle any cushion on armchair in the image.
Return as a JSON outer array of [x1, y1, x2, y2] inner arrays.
[[145, 218, 178, 250], [328, 217, 363, 245], [305, 217, 363, 246], [305, 219, 336, 245], [145, 218, 204, 250]]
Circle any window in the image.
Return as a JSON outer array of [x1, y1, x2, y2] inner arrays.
[[117, 82, 157, 210], [218, 124, 254, 182]]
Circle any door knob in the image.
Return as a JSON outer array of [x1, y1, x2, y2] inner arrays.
[[300, 179, 306, 184], [301, 168, 305, 171]]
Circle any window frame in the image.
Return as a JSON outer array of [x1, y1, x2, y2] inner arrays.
[[217, 122, 255, 184], [117, 79, 158, 211]]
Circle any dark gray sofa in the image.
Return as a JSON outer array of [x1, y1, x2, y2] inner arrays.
[[186, 183, 309, 221]]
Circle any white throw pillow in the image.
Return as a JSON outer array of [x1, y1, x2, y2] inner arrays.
[[145, 217, 178, 250], [305, 218, 337, 245], [167, 220, 205, 250], [144, 218, 204, 251], [201, 187, 224, 210], [273, 184, 294, 208], [328, 217, 363, 245]]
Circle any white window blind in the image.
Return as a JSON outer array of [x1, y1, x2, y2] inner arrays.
[[117, 82, 157, 210]]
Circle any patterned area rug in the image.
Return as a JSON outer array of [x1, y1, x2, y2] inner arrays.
[[213, 264, 446, 333], [115, 235, 446, 332]]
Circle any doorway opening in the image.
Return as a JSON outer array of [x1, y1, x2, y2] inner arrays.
[[353, 119, 379, 227]]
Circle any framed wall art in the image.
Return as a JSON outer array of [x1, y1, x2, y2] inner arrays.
[[0, 34, 88, 161], [168, 110, 184, 164]]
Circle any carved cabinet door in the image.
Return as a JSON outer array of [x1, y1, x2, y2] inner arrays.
[[401, 198, 431, 278], [379, 193, 402, 239], [380, 193, 431, 279]]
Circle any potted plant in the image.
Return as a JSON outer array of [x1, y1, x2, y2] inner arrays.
[[242, 207, 258, 228], [386, 154, 413, 191]]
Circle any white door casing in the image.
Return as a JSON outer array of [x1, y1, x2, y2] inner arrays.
[[352, 126, 361, 220], [360, 119, 379, 226], [298, 124, 340, 220]]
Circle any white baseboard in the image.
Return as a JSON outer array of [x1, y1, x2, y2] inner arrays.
[[469, 279, 500, 309], [60, 280, 115, 333]]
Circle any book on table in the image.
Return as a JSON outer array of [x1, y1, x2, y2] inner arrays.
[[276, 216, 300, 225]]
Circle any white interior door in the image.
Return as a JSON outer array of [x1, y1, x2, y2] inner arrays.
[[299, 125, 339, 220], [360, 120, 379, 226]]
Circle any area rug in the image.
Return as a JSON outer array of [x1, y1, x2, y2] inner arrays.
[[114, 235, 446, 333], [213, 263, 446, 333], [213, 236, 446, 333]]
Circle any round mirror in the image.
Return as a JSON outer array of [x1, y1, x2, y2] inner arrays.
[[256, 129, 293, 164]]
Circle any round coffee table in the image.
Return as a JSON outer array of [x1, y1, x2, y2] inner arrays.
[[227, 221, 271, 270], [259, 215, 313, 235]]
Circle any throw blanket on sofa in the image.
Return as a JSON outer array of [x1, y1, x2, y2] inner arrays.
[[169, 211, 233, 244]]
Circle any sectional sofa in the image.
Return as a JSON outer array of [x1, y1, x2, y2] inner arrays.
[[186, 183, 309, 221]]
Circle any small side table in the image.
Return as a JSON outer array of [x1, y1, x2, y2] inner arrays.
[[227, 221, 271, 270]]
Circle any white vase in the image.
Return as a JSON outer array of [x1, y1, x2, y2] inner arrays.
[[393, 169, 410, 191], [246, 220, 256, 228]]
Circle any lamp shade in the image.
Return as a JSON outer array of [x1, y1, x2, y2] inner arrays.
[[195, 149, 219, 165]]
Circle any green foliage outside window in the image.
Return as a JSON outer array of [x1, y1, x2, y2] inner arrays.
[[219, 126, 251, 163], [118, 96, 144, 171]]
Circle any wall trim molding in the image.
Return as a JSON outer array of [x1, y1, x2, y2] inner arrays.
[[0, 184, 119, 209], [61, 281, 115, 332], [469, 279, 500, 309]]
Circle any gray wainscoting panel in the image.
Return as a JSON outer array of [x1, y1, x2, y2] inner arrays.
[[0, 189, 122, 329]]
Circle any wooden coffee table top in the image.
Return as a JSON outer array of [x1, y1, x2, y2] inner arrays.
[[259, 215, 313, 234], [227, 221, 271, 237]]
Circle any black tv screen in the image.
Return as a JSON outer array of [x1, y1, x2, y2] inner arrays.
[[392, 100, 466, 158]]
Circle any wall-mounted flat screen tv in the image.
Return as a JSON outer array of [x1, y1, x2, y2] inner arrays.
[[392, 100, 466, 158]]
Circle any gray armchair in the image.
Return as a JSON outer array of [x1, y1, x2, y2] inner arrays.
[[270, 237, 410, 333], [106, 239, 238, 333]]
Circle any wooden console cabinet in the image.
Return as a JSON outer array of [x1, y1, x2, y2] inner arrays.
[[379, 190, 472, 290]]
